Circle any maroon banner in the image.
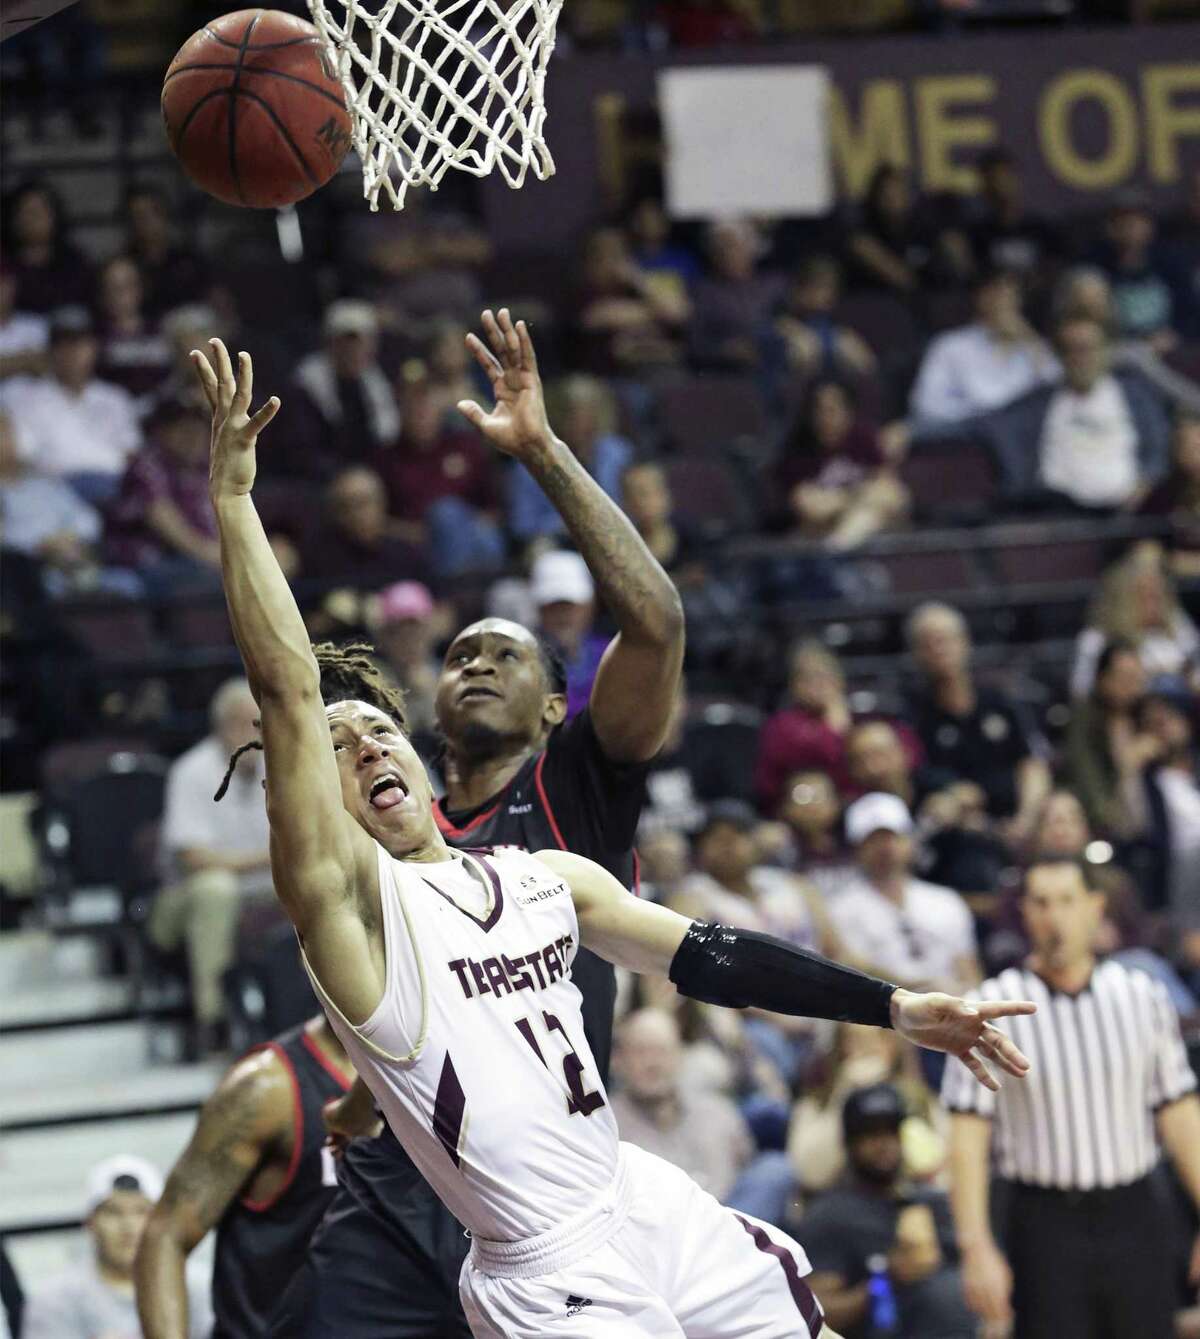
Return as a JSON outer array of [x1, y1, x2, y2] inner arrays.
[[481, 22, 1200, 248]]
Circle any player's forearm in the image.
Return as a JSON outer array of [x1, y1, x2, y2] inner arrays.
[[668, 922, 897, 1027], [521, 435, 683, 647], [214, 493, 320, 699], [1158, 1095, 1200, 1210], [134, 1220, 192, 1339], [948, 1114, 996, 1251]]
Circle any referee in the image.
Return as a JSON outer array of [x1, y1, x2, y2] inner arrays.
[[943, 855, 1200, 1339]]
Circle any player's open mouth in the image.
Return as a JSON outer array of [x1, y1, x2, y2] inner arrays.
[[369, 771, 409, 810], [459, 686, 501, 702]]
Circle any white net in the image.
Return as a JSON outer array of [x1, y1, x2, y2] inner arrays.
[[307, 0, 564, 211]]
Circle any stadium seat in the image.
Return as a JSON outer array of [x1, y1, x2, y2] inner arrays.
[[861, 547, 979, 597], [989, 530, 1108, 586], [663, 455, 755, 535], [58, 599, 158, 662], [39, 737, 154, 790], [682, 701, 764, 804], [168, 598, 236, 649], [834, 293, 922, 359], [38, 752, 169, 907], [657, 375, 767, 455], [900, 440, 998, 522]]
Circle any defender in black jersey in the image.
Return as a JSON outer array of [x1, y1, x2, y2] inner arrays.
[[269, 310, 685, 1339], [135, 1017, 353, 1338]]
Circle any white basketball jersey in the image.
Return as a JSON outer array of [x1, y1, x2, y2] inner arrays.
[[307, 845, 620, 1242]]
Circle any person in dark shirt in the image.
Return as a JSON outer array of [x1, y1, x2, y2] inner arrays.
[[135, 1017, 354, 1339], [796, 1084, 975, 1339], [121, 183, 211, 319], [966, 147, 1061, 284], [1, 180, 94, 314], [270, 308, 685, 1339], [299, 465, 429, 593], [904, 601, 1051, 843], [1089, 190, 1184, 350]]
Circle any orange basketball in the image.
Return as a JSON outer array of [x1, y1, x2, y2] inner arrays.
[[162, 9, 353, 210]]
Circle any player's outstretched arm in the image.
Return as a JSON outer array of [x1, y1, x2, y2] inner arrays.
[[458, 309, 684, 762], [196, 341, 376, 945], [540, 849, 1035, 1093], [135, 1051, 292, 1339]]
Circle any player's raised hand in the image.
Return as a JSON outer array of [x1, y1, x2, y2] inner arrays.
[[890, 990, 1035, 1091], [192, 338, 280, 499], [457, 308, 554, 460]]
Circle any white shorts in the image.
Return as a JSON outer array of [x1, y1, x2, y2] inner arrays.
[[459, 1142, 824, 1338]]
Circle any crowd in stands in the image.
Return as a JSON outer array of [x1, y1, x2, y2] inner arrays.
[[3, 111, 1200, 1337]]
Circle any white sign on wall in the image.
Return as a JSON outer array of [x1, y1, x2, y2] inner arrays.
[[659, 64, 833, 219]]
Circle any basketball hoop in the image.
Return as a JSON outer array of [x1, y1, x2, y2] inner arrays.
[[306, 0, 563, 211]]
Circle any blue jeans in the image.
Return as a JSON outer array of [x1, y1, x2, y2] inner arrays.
[[427, 498, 505, 577]]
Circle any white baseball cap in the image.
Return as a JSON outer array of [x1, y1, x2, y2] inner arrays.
[[84, 1155, 163, 1215], [530, 551, 594, 607], [323, 299, 378, 339], [845, 792, 914, 846]]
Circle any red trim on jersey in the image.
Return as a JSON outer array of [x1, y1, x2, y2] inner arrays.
[[533, 753, 568, 850], [240, 1042, 304, 1214], [632, 849, 642, 898], [300, 1031, 353, 1092], [433, 796, 501, 837]]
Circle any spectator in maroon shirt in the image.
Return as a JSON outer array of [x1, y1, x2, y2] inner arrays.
[[2, 180, 94, 314], [94, 256, 172, 401], [755, 639, 922, 811], [379, 367, 504, 576], [300, 465, 429, 599], [105, 395, 219, 595], [773, 376, 908, 549]]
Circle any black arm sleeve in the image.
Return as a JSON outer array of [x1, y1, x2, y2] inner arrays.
[[668, 922, 897, 1028]]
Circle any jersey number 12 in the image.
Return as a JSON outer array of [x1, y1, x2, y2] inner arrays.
[[515, 1011, 605, 1116]]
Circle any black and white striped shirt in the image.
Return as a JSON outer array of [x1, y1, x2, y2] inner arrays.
[[941, 960, 1197, 1190]]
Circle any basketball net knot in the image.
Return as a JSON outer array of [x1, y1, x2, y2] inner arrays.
[[307, 0, 563, 211]]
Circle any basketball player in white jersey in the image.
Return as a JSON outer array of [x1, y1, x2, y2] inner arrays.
[[195, 318, 1035, 1339]]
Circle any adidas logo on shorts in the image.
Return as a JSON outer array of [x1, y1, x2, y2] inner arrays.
[[565, 1295, 593, 1317]]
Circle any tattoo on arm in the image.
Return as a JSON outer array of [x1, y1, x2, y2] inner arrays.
[[158, 1056, 288, 1246], [529, 446, 681, 644]]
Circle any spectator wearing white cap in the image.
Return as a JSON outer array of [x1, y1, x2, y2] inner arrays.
[[23, 1155, 211, 1339], [530, 549, 609, 718], [827, 792, 980, 1000], [372, 580, 444, 735], [286, 298, 400, 479]]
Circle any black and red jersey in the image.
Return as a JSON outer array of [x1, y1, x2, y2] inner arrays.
[[210, 1024, 351, 1338]]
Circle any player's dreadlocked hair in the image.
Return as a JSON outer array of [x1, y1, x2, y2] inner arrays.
[[214, 641, 408, 802], [312, 640, 410, 731]]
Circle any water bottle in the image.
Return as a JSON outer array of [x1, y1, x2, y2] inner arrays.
[[866, 1253, 900, 1337]]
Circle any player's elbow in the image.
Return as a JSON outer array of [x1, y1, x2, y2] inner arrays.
[[254, 652, 322, 702], [644, 585, 685, 648]]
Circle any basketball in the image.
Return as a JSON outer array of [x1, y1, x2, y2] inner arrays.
[[161, 8, 353, 210]]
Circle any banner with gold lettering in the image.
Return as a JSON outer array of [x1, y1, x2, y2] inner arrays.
[[480, 23, 1200, 248]]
